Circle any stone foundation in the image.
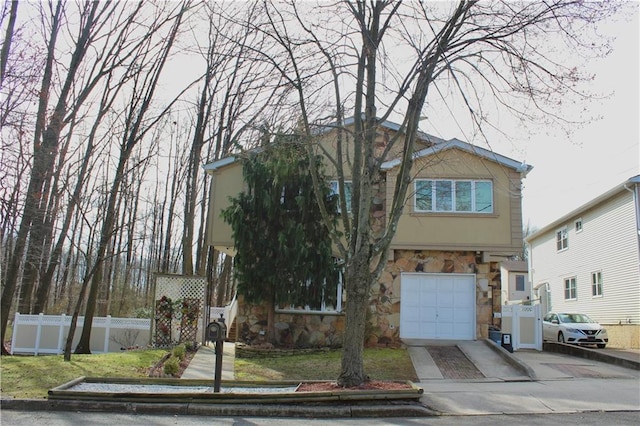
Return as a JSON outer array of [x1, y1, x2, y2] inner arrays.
[[235, 249, 502, 349], [371, 250, 501, 347], [234, 297, 345, 348]]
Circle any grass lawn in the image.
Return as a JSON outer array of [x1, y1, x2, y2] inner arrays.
[[1, 346, 417, 399], [0, 349, 167, 399], [234, 348, 418, 382]]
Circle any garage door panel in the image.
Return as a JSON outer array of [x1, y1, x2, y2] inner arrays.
[[400, 273, 476, 340]]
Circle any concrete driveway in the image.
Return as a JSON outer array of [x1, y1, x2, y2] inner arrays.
[[405, 339, 640, 415]]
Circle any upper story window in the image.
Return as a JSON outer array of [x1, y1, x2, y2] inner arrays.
[[415, 179, 493, 214], [330, 180, 352, 213], [556, 227, 568, 251], [591, 271, 603, 297], [575, 219, 583, 233], [564, 277, 577, 300]]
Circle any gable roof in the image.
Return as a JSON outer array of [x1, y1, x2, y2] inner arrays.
[[312, 116, 446, 145], [203, 117, 436, 172], [381, 138, 532, 175], [203, 118, 532, 176], [203, 155, 238, 172], [526, 175, 640, 242]]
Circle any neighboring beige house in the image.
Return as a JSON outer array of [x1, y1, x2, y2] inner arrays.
[[526, 176, 640, 349], [204, 117, 532, 347], [500, 260, 530, 304]]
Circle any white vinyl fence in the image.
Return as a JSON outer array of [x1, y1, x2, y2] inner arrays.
[[501, 303, 542, 350], [10, 313, 151, 355]]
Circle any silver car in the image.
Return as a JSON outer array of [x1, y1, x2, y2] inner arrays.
[[542, 312, 608, 348]]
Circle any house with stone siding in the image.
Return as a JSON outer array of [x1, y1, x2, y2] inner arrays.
[[204, 118, 532, 347]]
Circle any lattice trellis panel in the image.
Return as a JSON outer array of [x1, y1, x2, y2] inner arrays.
[[153, 275, 206, 348]]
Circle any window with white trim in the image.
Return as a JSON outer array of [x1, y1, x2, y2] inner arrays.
[[556, 227, 568, 251], [415, 179, 493, 213], [575, 219, 583, 233], [330, 180, 352, 213], [564, 277, 577, 300], [591, 271, 603, 297]]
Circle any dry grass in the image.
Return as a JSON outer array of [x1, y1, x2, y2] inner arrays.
[[1, 346, 417, 399], [1, 349, 166, 399], [234, 347, 418, 382]]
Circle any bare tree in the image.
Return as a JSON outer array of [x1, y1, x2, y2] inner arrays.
[[1, 0, 122, 353], [74, 1, 190, 354], [182, 2, 287, 277], [236, 0, 619, 386], [0, 0, 19, 86]]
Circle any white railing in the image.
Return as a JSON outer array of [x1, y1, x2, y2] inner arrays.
[[10, 313, 151, 355], [207, 295, 238, 338]]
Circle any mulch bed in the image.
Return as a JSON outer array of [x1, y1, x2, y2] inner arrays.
[[297, 380, 413, 392], [148, 349, 197, 378]]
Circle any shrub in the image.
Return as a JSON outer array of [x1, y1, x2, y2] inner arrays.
[[163, 356, 180, 376], [172, 344, 186, 360], [133, 306, 152, 319], [184, 341, 198, 352]]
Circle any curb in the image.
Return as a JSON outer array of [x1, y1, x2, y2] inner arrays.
[[0, 398, 437, 418], [483, 339, 537, 380], [543, 342, 640, 370]]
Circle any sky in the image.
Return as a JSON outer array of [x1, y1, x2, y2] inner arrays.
[[517, 9, 640, 230]]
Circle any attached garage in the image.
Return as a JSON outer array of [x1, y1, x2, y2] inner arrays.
[[400, 273, 476, 340]]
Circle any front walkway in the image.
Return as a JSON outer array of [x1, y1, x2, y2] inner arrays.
[[180, 341, 235, 380]]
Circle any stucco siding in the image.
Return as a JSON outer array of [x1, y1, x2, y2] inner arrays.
[[206, 162, 244, 252], [529, 190, 640, 325]]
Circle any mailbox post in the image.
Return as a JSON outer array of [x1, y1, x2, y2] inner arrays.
[[206, 314, 227, 392]]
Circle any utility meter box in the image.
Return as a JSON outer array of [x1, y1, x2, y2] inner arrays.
[[501, 333, 513, 353]]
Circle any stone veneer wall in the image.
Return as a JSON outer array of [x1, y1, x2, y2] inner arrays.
[[369, 250, 501, 347], [235, 249, 502, 349], [234, 296, 345, 348]]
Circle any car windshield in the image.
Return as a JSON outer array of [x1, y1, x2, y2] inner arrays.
[[558, 313, 594, 324]]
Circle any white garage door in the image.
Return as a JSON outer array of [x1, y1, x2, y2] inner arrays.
[[400, 273, 476, 340]]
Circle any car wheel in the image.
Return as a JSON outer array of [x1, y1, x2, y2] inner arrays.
[[597, 344, 606, 349], [558, 332, 565, 343]]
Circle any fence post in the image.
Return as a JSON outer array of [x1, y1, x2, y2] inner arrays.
[[10, 312, 19, 355], [535, 304, 542, 350], [510, 306, 516, 351], [34, 313, 44, 356], [104, 315, 111, 353], [57, 314, 66, 354]]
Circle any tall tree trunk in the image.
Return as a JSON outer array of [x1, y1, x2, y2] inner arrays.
[[1, 2, 63, 353], [0, 0, 19, 86], [75, 4, 186, 353]]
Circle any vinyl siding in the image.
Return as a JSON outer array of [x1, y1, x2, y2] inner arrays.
[[391, 149, 523, 253], [529, 190, 640, 324]]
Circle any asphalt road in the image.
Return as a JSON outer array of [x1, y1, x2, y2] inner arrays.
[[1, 410, 640, 425]]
